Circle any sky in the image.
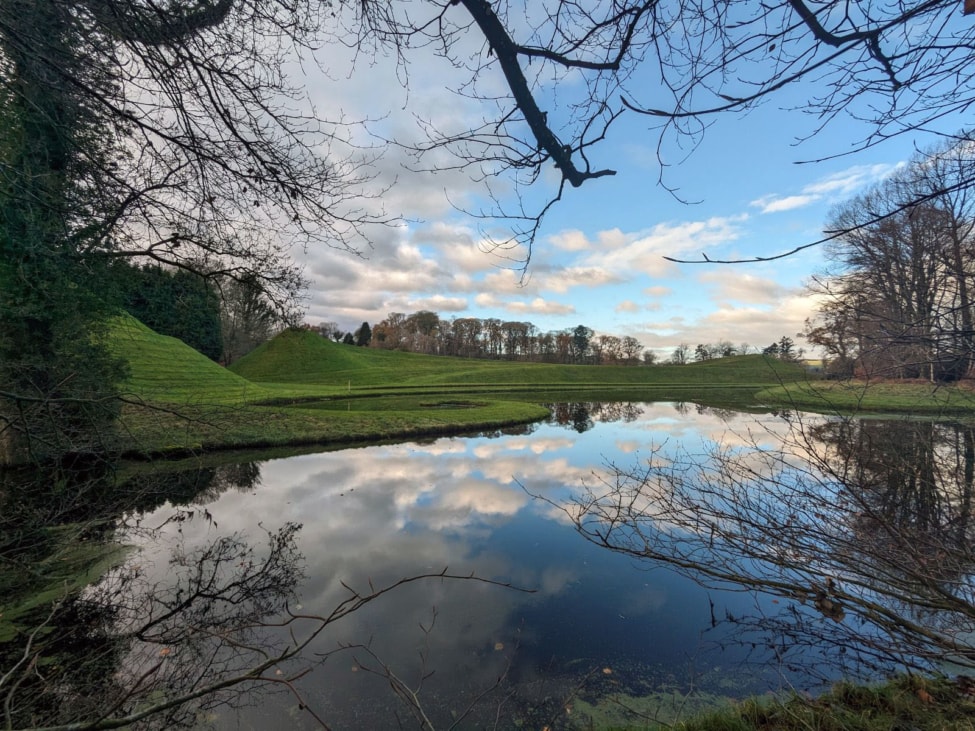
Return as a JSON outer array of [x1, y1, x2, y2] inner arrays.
[[284, 14, 960, 358]]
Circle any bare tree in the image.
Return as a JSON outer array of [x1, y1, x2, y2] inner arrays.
[[670, 343, 690, 365], [544, 413, 975, 680], [808, 138, 975, 381], [374, 1, 975, 264]]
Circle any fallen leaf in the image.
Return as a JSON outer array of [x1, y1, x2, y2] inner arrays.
[[494, 642, 504, 651]]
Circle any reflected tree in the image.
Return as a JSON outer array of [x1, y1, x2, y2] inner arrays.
[[0, 458, 295, 729], [546, 401, 644, 432], [1, 458, 528, 730], [546, 415, 975, 680]]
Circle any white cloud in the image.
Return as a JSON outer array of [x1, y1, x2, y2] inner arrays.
[[632, 289, 817, 353], [751, 194, 818, 214], [539, 266, 623, 294], [509, 298, 576, 315], [698, 271, 794, 305], [568, 217, 746, 280], [406, 295, 469, 312], [643, 285, 673, 298], [803, 163, 902, 196], [751, 163, 904, 216], [474, 293, 575, 315], [614, 300, 641, 313], [548, 230, 592, 252]]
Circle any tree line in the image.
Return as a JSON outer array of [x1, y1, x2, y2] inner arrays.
[[316, 314, 811, 367], [314, 313, 649, 365], [804, 136, 975, 382], [114, 262, 283, 366], [656, 337, 799, 365]]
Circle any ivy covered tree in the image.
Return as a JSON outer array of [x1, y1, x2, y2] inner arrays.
[[571, 325, 594, 364], [0, 2, 126, 460]]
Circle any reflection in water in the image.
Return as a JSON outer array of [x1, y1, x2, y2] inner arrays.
[[5, 406, 968, 728], [568, 414, 975, 681], [545, 401, 645, 432], [0, 459, 309, 730]]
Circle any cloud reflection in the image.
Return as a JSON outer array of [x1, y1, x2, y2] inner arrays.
[[124, 403, 798, 728]]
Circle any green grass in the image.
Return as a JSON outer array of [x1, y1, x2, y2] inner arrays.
[[108, 315, 288, 404], [758, 379, 975, 415], [230, 328, 808, 390], [105, 316, 548, 456], [106, 320, 975, 458], [566, 676, 975, 730], [638, 676, 975, 731]]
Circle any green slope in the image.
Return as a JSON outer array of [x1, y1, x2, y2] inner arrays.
[[230, 328, 808, 389], [107, 314, 277, 404], [102, 317, 549, 456]]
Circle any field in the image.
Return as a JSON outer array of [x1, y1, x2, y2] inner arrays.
[[107, 316, 975, 457], [106, 318, 806, 456], [230, 327, 807, 390]]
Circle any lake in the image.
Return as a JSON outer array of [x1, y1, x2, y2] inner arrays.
[[3, 402, 973, 729]]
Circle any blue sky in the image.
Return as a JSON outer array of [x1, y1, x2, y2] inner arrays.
[[292, 30, 952, 357]]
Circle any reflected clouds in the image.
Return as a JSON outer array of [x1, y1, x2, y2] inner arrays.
[[123, 403, 800, 728]]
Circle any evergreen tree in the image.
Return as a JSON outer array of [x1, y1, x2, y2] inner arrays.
[[116, 263, 223, 360], [778, 336, 797, 362], [0, 3, 124, 460], [354, 322, 372, 347]]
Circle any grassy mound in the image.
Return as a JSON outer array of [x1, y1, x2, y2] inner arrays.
[[103, 316, 548, 456], [107, 314, 276, 404], [231, 328, 809, 389]]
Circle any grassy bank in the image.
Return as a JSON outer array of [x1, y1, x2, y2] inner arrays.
[[107, 317, 543, 456], [563, 675, 975, 730], [628, 675, 975, 731], [230, 327, 808, 389], [107, 318, 975, 457], [103, 319, 813, 456], [757, 379, 975, 415]]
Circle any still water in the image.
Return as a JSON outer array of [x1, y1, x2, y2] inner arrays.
[[6, 402, 970, 729], [119, 402, 803, 729]]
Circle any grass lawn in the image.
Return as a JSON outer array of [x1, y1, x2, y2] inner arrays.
[[108, 316, 549, 456], [643, 676, 975, 731], [106, 318, 975, 457], [758, 379, 975, 415]]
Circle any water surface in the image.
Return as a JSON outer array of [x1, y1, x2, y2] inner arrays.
[[10, 401, 963, 729], [120, 402, 804, 728]]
